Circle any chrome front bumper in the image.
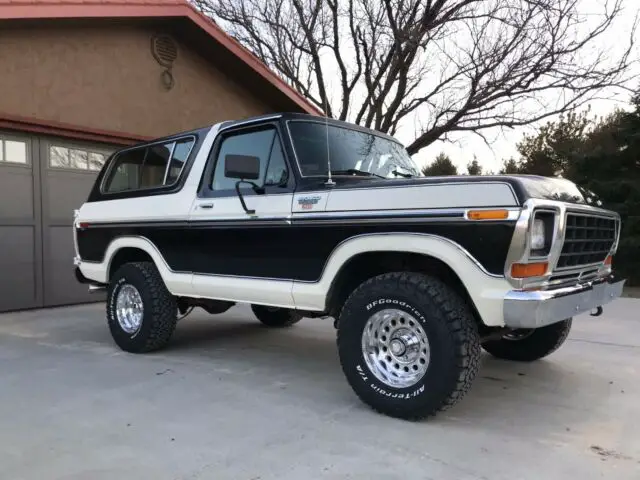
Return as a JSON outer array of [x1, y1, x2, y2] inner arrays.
[[503, 276, 625, 329]]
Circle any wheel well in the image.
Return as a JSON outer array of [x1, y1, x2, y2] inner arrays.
[[325, 251, 483, 326], [108, 247, 154, 281]]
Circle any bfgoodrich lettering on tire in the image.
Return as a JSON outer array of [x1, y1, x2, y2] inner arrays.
[[107, 261, 178, 353], [337, 272, 481, 420]]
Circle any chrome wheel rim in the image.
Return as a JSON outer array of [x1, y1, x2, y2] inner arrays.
[[115, 284, 144, 334], [361, 308, 430, 389]]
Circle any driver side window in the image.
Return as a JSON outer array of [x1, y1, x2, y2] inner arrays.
[[211, 127, 289, 191]]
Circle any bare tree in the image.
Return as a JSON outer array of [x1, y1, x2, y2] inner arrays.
[[193, 0, 638, 156]]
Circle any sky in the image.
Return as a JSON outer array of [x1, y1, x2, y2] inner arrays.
[[307, 0, 640, 174], [409, 97, 635, 174], [402, 0, 640, 174]]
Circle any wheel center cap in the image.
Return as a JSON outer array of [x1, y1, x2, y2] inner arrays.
[[390, 339, 406, 356]]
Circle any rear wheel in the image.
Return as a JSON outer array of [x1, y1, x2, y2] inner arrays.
[[107, 261, 177, 353], [251, 305, 303, 328], [337, 272, 481, 420], [481, 319, 572, 362]]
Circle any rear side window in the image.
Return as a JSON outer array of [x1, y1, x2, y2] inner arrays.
[[103, 137, 195, 193]]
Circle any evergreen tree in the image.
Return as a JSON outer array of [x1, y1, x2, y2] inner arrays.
[[515, 110, 591, 177], [499, 158, 521, 174], [501, 97, 640, 285], [422, 153, 458, 176], [565, 99, 640, 285], [467, 157, 483, 175]]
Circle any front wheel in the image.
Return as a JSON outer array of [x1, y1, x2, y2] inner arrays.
[[337, 272, 481, 420], [251, 305, 303, 328], [481, 319, 572, 362]]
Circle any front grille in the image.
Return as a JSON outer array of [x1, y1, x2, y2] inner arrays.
[[557, 213, 617, 269]]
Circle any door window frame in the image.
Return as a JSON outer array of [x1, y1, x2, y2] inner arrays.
[[198, 121, 296, 199]]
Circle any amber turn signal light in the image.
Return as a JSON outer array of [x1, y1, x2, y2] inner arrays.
[[604, 255, 613, 266], [511, 262, 548, 278], [467, 209, 509, 220]]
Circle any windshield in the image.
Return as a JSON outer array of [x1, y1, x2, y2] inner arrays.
[[288, 121, 420, 178]]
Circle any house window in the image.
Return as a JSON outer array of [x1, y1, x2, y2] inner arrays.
[[49, 145, 109, 171], [0, 138, 28, 164], [102, 137, 195, 193]]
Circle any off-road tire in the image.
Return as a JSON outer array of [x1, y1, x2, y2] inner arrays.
[[337, 272, 481, 420], [251, 305, 303, 328], [107, 261, 178, 353], [481, 319, 572, 362]]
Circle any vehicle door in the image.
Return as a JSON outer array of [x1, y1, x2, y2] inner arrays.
[[188, 121, 296, 307]]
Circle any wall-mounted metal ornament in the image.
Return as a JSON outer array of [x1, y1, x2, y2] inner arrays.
[[151, 34, 178, 91]]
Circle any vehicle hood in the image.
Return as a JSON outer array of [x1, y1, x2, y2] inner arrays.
[[310, 174, 599, 207], [382, 174, 595, 205], [510, 175, 599, 205]]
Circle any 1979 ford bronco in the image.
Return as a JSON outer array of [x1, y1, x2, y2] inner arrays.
[[73, 112, 624, 419]]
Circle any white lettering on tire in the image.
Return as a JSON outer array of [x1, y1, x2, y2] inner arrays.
[[356, 364, 369, 381], [366, 298, 426, 323], [369, 383, 425, 398]]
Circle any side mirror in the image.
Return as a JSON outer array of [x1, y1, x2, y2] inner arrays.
[[224, 154, 263, 216], [225, 154, 260, 180]]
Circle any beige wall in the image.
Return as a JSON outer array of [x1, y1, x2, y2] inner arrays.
[[0, 23, 274, 138]]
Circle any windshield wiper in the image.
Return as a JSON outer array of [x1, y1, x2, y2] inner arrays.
[[391, 169, 414, 178], [331, 169, 385, 179]]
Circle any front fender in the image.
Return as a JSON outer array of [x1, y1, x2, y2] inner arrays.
[[291, 233, 513, 327]]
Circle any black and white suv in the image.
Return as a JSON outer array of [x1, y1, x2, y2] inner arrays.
[[73, 113, 625, 419]]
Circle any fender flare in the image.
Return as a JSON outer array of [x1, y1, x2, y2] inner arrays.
[[79, 236, 193, 297], [291, 233, 512, 327], [104, 237, 175, 280]]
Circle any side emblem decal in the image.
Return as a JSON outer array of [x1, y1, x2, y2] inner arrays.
[[298, 195, 321, 210]]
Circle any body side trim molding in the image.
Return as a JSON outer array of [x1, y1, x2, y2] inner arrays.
[[78, 226, 505, 282], [77, 233, 512, 327], [77, 206, 521, 229]]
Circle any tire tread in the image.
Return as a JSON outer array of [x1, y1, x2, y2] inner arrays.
[[108, 261, 177, 353], [482, 319, 572, 362], [337, 272, 481, 420]]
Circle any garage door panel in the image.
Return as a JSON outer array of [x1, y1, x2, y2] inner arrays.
[[40, 139, 113, 308], [0, 133, 114, 312], [0, 226, 38, 311], [44, 171, 95, 224], [44, 225, 105, 306], [0, 167, 34, 220], [0, 132, 41, 312]]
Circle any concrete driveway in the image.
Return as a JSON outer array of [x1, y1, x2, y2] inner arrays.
[[1, 299, 639, 480]]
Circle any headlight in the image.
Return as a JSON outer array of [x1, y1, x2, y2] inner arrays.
[[531, 218, 546, 250]]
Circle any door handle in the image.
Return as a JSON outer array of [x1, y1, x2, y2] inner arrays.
[[198, 203, 214, 209]]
